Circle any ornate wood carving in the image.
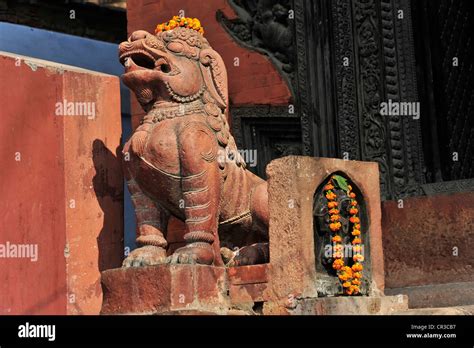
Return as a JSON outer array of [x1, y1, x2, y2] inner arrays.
[[231, 106, 302, 178], [225, 0, 450, 200]]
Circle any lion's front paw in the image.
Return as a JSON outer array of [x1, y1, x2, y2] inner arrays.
[[122, 245, 167, 268], [167, 244, 214, 265]]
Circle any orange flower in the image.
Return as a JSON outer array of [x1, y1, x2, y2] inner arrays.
[[349, 208, 358, 215], [329, 208, 340, 215], [350, 200, 358, 206], [332, 259, 344, 270], [330, 214, 340, 222], [352, 245, 362, 253], [355, 223, 361, 230], [349, 216, 360, 224], [352, 263, 363, 272], [324, 184, 334, 191], [350, 285, 360, 294], [155, 24, 164, 33], [338, 273, 349, 281], [327, 201, 338, 208], [329, 222, 341, 232], [351, 229, 361, 236], [342, 281, 351, 288], [341, 266, 352, 274], [326, 192, 336, 200], [332, 235, 342, 243], [351, 279, 361, 285], [353, 254, 364, 262], [353, 272, 362, 279], [349, 192, 356, 198], [352, 237, 362, 245]]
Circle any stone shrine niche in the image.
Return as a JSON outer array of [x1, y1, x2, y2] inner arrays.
[[313, 172, 371, 297]]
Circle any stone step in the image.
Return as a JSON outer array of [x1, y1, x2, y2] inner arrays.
[[393, 305, 474, 315], [385, 281, 474, 309]]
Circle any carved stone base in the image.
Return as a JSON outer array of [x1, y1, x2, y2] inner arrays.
[[101, 264, 229, 315], [101, 264, 272, 315]]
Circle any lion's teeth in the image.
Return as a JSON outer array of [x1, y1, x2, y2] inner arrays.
[[124, 57, 131, 67]]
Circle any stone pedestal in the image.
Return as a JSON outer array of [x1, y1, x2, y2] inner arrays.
[[101, 264, 272, 315], [101, 264, 229, 315]]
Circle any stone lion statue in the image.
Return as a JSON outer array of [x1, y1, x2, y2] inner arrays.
[[118, 21, 269, 267]]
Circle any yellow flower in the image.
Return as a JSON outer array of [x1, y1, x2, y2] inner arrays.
[[342, 281, 351, 288], [169, 19, 177, 28], [352, 229, 361, 236]]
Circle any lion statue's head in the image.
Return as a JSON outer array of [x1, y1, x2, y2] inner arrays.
[[119, 25, 228, 114]]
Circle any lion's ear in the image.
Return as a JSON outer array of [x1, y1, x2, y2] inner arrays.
[[199, 48, 228, 110]]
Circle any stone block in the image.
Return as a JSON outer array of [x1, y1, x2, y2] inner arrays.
[[101, 264, 229, 314], [0, 52, 123, 314], [266, 156, 384, 301], [385, 281, 474, 309]]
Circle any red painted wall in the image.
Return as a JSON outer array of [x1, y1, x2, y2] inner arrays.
[[0, 52, 123, 314]]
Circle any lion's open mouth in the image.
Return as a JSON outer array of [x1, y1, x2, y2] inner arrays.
[[119, 50, 155, 70]]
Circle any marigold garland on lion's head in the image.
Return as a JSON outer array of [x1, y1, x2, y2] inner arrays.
[[155, 15, 204, 35]]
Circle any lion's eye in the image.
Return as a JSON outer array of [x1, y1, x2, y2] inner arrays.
[[155, 58, 171, 73], [160, 64, 171, 73]]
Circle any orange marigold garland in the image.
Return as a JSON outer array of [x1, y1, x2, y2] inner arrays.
[[325, 175, 363, 295], [155, 15, 204, 35]]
